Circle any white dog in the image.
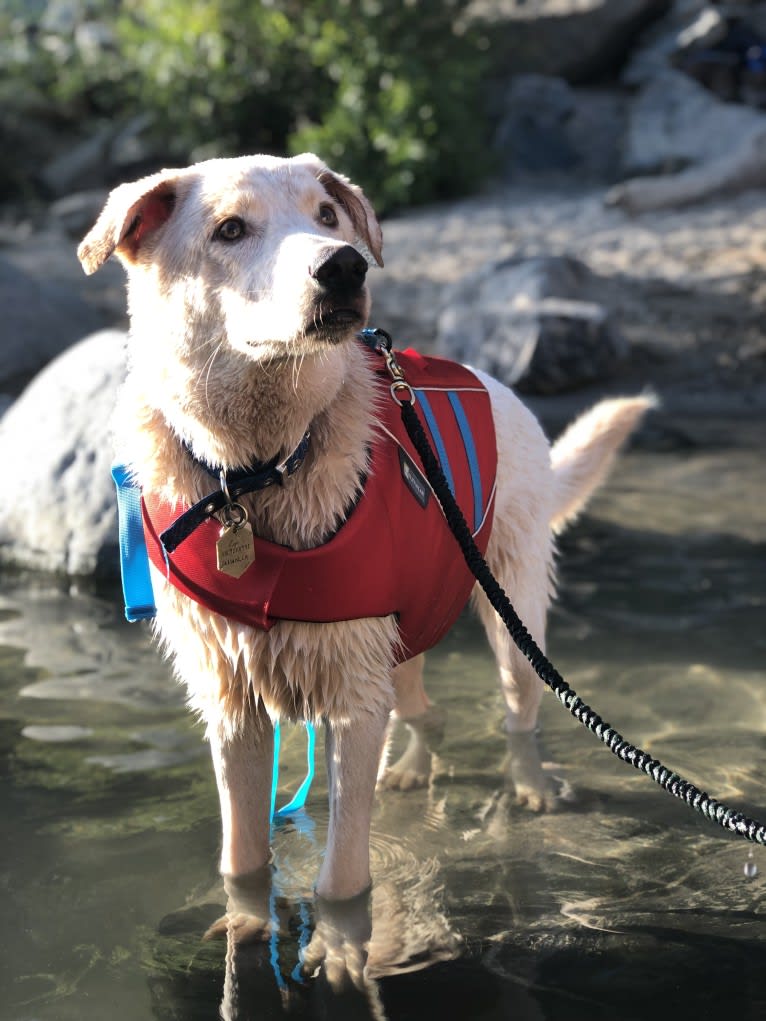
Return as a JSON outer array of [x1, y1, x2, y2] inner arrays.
[[79, 153, 650, 924]]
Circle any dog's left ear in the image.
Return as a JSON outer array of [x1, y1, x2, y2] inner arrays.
[[294, 155, 383, 267]]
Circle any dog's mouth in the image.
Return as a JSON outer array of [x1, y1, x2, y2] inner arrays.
[[304, 296, 367, 340]]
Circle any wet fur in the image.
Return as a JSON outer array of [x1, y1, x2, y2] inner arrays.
[[79, 153, 652, 906]]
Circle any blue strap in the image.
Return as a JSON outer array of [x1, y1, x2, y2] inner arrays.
[[270, 722, 316, 823], [269, 894, 312, 990], [111, 463, 156, 622], [291, 901, 312, 983], [270, 721, 282, 823], [269, 885, 288, 992], [414, 390, 455, 497], [447, 392, 483, 532]]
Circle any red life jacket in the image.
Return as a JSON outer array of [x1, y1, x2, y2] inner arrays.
[[141, 348, 497, 662]]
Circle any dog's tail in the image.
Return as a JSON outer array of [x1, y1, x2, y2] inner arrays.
[[550, 394, 656, 534]]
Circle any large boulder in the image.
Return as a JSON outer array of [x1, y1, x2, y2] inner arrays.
[[437, 255, 627, 394], [608, 69, 766, 211], [624, 1, 766, 105], [623, 3, 729, 88], [493, 74, 625, 181], [0, 253, 108, 394], [463, 0, 671, 83], [0, 330, 126, 576], [620, 68, 766, 177]]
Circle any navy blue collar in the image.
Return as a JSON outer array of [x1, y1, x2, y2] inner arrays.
[[160, 430, 311, 553]]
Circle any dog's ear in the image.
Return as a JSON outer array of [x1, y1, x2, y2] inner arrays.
[[78, 171, 180, 275], [317, 167, 384, 268], [293, 155, 383, 267]]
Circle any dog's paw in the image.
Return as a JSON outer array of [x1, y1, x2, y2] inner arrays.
[[506, 729, 559, 813], [378, 762, 429, 791], [301, 888, 372, 992], [204, 866, 273, 943], [513, 776, 559, 813], [204, 910, 271, 943], [378, 706, 446, 791]]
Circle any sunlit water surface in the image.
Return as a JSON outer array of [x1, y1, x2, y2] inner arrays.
[[1, 419, 764, 1020]]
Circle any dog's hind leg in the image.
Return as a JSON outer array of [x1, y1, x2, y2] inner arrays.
[[474, 516, 557, 812], [378, 655, 446, 791]]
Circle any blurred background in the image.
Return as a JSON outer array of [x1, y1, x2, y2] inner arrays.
[[1, 4, 766, 1020], [2, 0, 766, 576]]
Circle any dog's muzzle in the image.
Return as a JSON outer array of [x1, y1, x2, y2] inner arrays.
[[305, 245, 369, 336]]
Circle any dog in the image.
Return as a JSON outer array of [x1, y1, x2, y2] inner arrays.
[[78, 153, 651, 935]]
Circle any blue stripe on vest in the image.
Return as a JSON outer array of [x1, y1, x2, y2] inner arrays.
[[447, 392, 483, 532], [112, 463, 156, 622], [415, 390, 455, 497]]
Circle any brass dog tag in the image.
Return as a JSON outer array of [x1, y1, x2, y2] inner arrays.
[[216, 520, 255, 578]]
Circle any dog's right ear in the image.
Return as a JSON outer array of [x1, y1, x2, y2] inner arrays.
[[78, 171, 180, 275]]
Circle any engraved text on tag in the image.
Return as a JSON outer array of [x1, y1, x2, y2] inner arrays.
[[216, 521, 255, 578]]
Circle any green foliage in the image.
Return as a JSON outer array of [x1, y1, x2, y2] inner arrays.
[[1, 0, 493, 211]]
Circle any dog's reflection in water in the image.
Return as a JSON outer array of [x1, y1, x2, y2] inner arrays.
[[208, 838, 460, 1019]]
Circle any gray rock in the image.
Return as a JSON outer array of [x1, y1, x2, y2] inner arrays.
[[40, 126, 115, 198], [608, 125, 766, 211], [623, 2, 726, 87], [0, 330, 126, 576], [0, 254, 108, 392], [50, 189, 110, 238], [109, 113, 159, 173], [608, 68, 766, 211], [493, 75, 625, 181], [437, 256, 627, 394], [463, 0, 671, 83], [620, 69, 766, 177], [675, 5, 727, 53]]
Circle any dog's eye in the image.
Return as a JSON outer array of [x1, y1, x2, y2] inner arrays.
[[215, 217, 246, 242], [318, 203, 339, 228]]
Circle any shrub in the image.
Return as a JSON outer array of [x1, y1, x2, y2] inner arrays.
[[1, 0, 493, 211]]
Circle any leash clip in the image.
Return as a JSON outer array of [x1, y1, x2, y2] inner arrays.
[[362, 327, 416, 406], [383, 347, 416, 407]]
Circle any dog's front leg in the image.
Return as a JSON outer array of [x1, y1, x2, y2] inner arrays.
[[316, 707, 390, 901], [303, 706, 389, 990], [209, 710, 274, 879]]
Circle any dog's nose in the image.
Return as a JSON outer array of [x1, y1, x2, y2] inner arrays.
[[311, 246, 368, 290]]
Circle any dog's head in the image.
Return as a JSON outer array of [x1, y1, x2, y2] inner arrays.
[[78, 153, 383, 361]]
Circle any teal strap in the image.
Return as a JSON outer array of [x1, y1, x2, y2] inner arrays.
[[112, 463, 156, 622], [113, 465, 315, 818], [270, 721, 282, 823], [270, 722, 317, 823]]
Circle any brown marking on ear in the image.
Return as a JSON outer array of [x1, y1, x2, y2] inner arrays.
[[317, 168, 384, 267], [77, 171, 180, 275]]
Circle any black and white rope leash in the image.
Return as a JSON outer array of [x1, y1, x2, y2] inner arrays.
[[365, 327, 766, 847]]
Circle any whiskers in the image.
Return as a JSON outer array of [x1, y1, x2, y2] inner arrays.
[[192, 339, 225, 412]]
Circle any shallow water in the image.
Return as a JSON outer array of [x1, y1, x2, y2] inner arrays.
[[1, 418, 764, 1021]]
